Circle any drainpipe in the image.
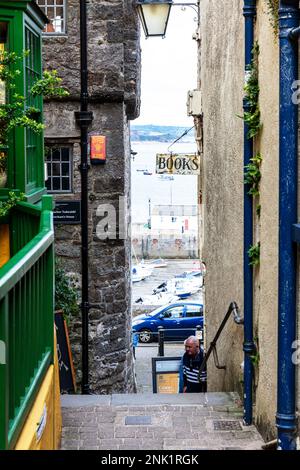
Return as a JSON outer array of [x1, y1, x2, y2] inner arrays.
[[243, 0, 257, 426], [277, 0, 299, 450], [75, 0, 93, 394]]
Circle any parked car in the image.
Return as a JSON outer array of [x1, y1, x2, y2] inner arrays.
[[132, 302, 203, 343]]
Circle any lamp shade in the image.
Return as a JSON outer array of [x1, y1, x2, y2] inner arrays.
[[137, 0, 173, 38]]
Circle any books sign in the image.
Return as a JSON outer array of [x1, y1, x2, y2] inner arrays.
[[156, 153, 200, 175]]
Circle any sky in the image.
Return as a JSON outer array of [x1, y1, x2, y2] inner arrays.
[[134, 3, 198, 128]]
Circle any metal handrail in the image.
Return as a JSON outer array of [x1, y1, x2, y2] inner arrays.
[[198, 301, 243, 378]]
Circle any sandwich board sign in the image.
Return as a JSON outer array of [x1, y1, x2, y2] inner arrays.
[[156, 153, 200, 175]]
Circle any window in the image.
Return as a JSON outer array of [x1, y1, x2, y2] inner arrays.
[[37, 0, 66, 34], [164, 307, 184, 319], [45, 146, 72, 193], [185, 305, 203, 318], [25, 27, 42, 190]]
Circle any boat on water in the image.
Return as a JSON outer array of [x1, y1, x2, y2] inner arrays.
[[134, 292, 179, 306], [132, 262, 153, 283], [145, 258, 168, 269]]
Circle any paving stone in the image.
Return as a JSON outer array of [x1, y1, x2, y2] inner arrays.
[[97, 416, 115, 423], [125, 415, 152, 425], [78, 425, 99, 432], [163, 438, 204, 447], [61, 393, 265, 451], [98, 429, 115, 438], [119, 444, 142, 450], [115, 427, 137, 438], [96, 438, 123, 448], [78, 446, 99, 450], [140, 441, 164, 450]]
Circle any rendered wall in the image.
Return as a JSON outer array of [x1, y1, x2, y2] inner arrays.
[[253, 0, 279, 441], [200, 0, 294, 442], [200, 0, 245, 394]]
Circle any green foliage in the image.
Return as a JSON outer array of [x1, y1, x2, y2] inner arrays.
[[250, 336, 260, 367], [55, 260, 79, 319], [0, 191, 25, 218], [256, 204, 261, 218], [266, 0, 279, 37], [239, 42, 262, 139], [244, 152, 262, 197], [0, 50, 69, 147], [248, 242, 260, 267], [31, 70, 69, 99]]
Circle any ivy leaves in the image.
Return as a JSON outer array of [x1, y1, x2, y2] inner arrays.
[[248, 242, 261, 267], [244, 152, 262, 197], [243, 42, 261, 139], [0, 191, 25, 218], [31, 70, 69, 99], [0, 50, 69, 147], [55, 260, 79, 319], [266, 0, 279, 37]]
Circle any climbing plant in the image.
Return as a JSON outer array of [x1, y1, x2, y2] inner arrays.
[[244, 152, 262, 197], [55, 259, 79, 319], [266, 0, 279, 37], [242, 42, 261, 139], [248, 242, 260, 267], [0, 50, 69, 171], [0, 191, 25, 218]]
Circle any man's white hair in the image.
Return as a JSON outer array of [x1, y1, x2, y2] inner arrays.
[[185, 336, 199, 345]]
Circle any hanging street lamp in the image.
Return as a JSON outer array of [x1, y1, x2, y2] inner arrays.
[[136, 0, 173, 38], [136, 1, 199, 38]]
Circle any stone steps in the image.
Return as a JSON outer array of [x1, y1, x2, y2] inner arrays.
[[60, 392, 265, 450]]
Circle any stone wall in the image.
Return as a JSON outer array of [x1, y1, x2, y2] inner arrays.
[[132, 235, 199, 259], [41, 0, 141, 393]]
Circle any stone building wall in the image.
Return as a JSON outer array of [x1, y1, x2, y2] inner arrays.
[[40, 0, 141, 393]]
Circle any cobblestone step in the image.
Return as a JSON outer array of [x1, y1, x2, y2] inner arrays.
[[60, 392, 264, 450]]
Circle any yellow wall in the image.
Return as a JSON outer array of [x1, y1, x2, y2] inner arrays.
[[14, 332, 62, 450], [0, 225, 10, 268]]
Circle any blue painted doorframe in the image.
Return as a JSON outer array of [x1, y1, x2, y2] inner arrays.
[[277, 0, 299, 451], [243, 0, 257, 426]]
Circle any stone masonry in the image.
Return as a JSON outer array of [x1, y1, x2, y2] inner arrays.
[[60, 393, 265, 450], [40, 0, 141, 393]]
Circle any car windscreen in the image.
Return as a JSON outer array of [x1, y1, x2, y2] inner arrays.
[[146, 306, 165, 317]]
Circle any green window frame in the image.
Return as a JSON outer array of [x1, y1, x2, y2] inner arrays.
[[24, 23, 43, 193]]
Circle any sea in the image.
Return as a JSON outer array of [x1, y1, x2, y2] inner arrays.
[[131, 141, 198, 224]]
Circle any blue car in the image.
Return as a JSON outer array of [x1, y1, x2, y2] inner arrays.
[[132, 302, 203, 343]]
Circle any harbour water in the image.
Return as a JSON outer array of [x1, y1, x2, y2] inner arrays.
[[131, 141, 198, 225]]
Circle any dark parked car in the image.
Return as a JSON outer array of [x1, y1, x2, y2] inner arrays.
[[132, 302, 203, 343]]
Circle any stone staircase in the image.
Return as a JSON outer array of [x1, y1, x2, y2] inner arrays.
[[60, 392, 264, 450]]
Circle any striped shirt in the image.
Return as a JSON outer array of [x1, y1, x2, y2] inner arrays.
[[182, 349, 207, 393]]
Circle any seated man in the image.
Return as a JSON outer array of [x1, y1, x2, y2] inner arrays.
[[182, 336, 207, 393]]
